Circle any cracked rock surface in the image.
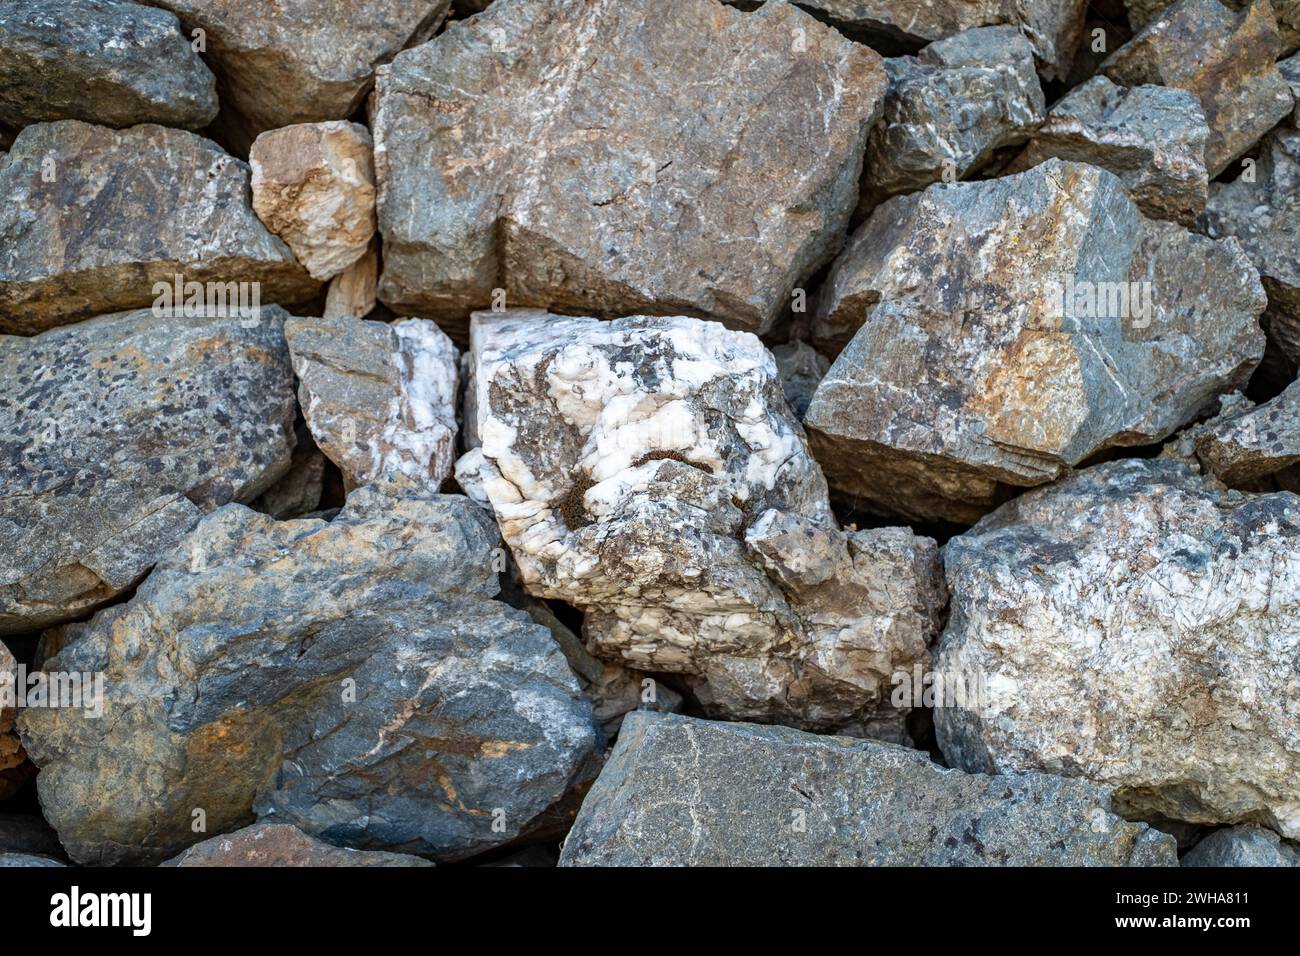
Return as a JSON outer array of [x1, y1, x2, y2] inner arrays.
[[0, 308, 298, 634], [559, 712, 1177, 866], [1182, 825, 1300, 866], [372, 0, 887, 336], [286, 315, 459, 491], [460, 310, 945, 731], [805, 159, 1265, 524], [0, 121, 319, 335], [937, 459, 1300, 839], [0, 0, 218, 132], [18, 481, 599, 865]]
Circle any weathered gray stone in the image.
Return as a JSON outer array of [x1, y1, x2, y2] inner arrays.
[[0, 852, 64, 867], [18, 482, 599, 865], [250, 424, 326, 520], [1182, 825, 1300, 866], [141, 0, 451, 148], [1184, 379, 1300, 486], [1011, 76, 1209, 226], [806, 160, 1266, 524], [937, 459, 1300, 838], [162, 823, 435, 867], [1102, 0, 1293, 177], [724, 0, 1088, 81], [772, 341, 829, 420], [0, 0, 217, 132], [1281, 51, 1300, 122], [372, 0, 887, 337], [0, 121, 319, 335], [1201, 129, 1300, 387], [861, 27, 1045, 210], [250, 121, 377, 282], [0, 309, 298, 634], [459, 310, 946, 730], [1125, 0, 1300, 55], [559, 712, 1177, 866], [285, 316, 459, 491]]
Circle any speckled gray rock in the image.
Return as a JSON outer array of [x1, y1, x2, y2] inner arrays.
[[806, 160, 1266, 524], [0, 121, 319, 335], [18, 482, 599, 865], [937, 459, 1300, 838], [1102, 0, 1294, 177], [0, 309, 297, 634], [0, 0, 217, 132], [861, 26, 1045, 210], [372, 0, 887, 337], [1182, 826, 1300, 866], [772, 341, 830, 419], [1125, 0, 1300, 55], [162, 823, 435, 867], [724, 0, 1087, 81], [141, 0, 451, 148], [559, 712, 1176, 866], [1011, 77, 1209, 226], [1201, 129, 1300, 387], [458, 310, 945, 730], [1184, 379, 1300, 486], [1281, 51, 1300, 121], [0, 853, 64, 867], [285, 315, 459, 491]]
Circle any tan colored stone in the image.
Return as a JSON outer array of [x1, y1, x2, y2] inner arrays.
[[323, 240, 378, 320]]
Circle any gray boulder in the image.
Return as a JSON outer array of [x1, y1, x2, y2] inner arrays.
[[1182, 826, 1300, 866], [372, 0, 887, 337], [0, 121, 319, 334], [0, 309, 298, 634], [559, 712, 1176, 866], [0, 0, 217, 132], [19, 481, 599, 865], [806, 159, 1265, 524], [937, 459, 1300, 839]]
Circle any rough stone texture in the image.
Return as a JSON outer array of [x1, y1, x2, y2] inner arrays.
[[805, 160, 1266, 524], [772, 341, 830, 420], [459, 310, 946, 730], [725, 0, 1087, 81], [18, 482, 599, 865], [250, 425, 327, 520], [324, 241, 378, 320], [285, 315, 459, 491], [0, 0, 217, 132], [140, 0, 451, 147], [1126, 0, 1300, 54], [251, 121, 377, 282], [372, 0, 887, 337], [559, 712, 1176, 866], [861, 27, 1045, 210], [1010, 76, 1209, 226], [0, 643, 27, 800], [937, 459, 1300, 838], [162, 823, 435, 867], [1185, 379, 1300, 486], [1201, 129, 1300, 387], [1102, 0, 1294, 177], [0, 309, 298, 634], [0, 121, 319, 335], [0, 852, 64, 867], [1282, 51, 1300, 122], [1182, 825, 1300, 866]]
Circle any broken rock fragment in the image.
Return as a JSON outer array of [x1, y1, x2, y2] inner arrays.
[[0, 121, 319, 335], [1187, 379, 1300, 486], [18, 482, 599, 864], [0, 0, 217, 132], [806, 159, 1266, 524], [373, 0, 887, 336], [250, 121, 377, 282], [1182, 826, 1300, 866], [163, 823, 434, 867], [142, 0, 451, 147], [559, 712, 1176, 866], [0, 308, 298, 634], [861, 26, 1045, 209], [461, 310, 945, 731], [285, 315, 459, 490], [772, 341, 830, 420], [1201, 129, 1300, 386], [1011, 76, 1209, 226], [1125, 0, 1300, 54], [1102, 0, 1293, 176], [937, 459, 1300, 838]]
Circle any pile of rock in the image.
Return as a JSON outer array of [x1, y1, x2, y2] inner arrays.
[[2, 0, 1298, 869]]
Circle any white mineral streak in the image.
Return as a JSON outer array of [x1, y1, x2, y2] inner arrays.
[[460, 310, 945, 730], [379, 319, 459, 485]]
